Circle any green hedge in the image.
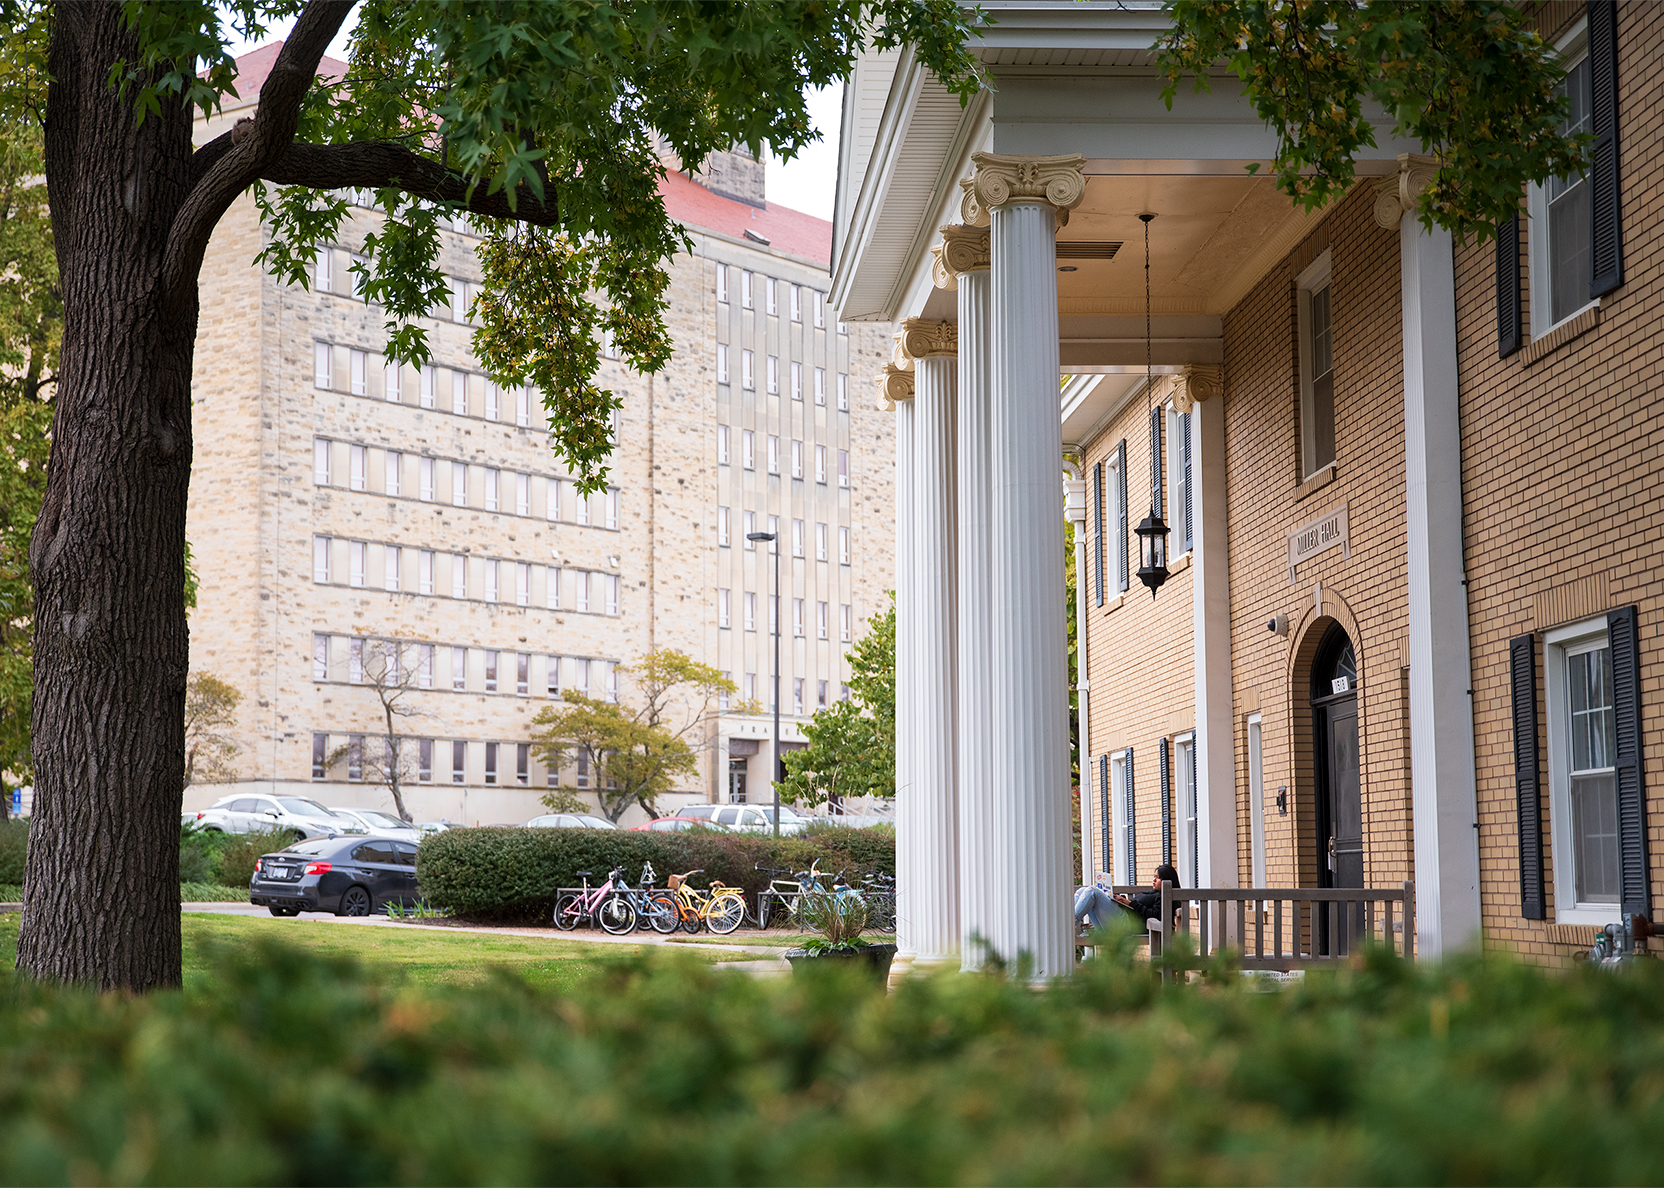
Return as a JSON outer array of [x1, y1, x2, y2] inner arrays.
[[417, 826, 894, 921], [6, 927, 1664, 1184]]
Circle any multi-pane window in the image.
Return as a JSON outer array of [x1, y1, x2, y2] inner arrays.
[[1567, 637, 1618, 904], [516, 472, 530, 517], [576, 488, 590, 526], [484, 559, 499, 602], [837, 449, 850, 487], [314, 438, 331, 486], [744, 673, 757, 702], [349, 540, 366, 588], [313, 633, 329, 680], [744, 592, 757, 632], [385, 451, 402, 497], [420, 364, 436, 409], [349, 638, 364, 684], [576, 572, 590, 613], [839, 528, 850, 565], [793, 598, 805, 637], [484, 467, 499, 512], [814, 368, 826, 405], [418, 739, 433, 783], [605, 489, 619, 529], [314, 248, 333, 293], [484, 381, 500, 422], [420, 457, 435, 501], [1535, 26, 1594, 331], [791, 440, 803, 479], [452, 740, 466, 784], [716, 262, 729, 304], [418, 643, 434, 689], [743, 511, 756, 547], [840, 604, 852, 642], [815, 523, 828, 561], [815, 445, 827, 484], [484, 650, 499, 693], [419, 550, 434, 594], [837, 374, 848, 411], [792, 519, 804, 557], [717, 425, 730, 465], [312, 734, 329, 779], [1298, 251, 1336, 479], [452, 554, 467, 599], [790, 285, 802, 322], [516, 742, 530, 785], [606, 574, 620, 616], [742, 430, 755, 470], [1166, 405, 1193, 555], [516, 385, 531, 427], [717, 343, 729, 385], [314, 341, 332, 389], [791, 362, 802, 401], [349, 349, 367, 396], [741, 270, 754, 309], [812, 290, 825, 328], [718, 506, 730, 547], [816, 601, 828, 640], [516, 652, 529, 697], [349, 444, 366, 491], [547, 566, 562, 610], [385, 357, 402, 402], [384, 545, 400, 592], [451, 646, 467, 692], [516, 561, 531, 606], [767, 435, 779, 475], [347, 735, 363, 781], [742, 349, 755, 391], [451, 461, 467, 507], [451, 370, 468, 415], [766, 277, 777, 316], [718, 588, 731, 628], [547, 654, 561, 697], [817, 680, 828, 708], [767, 514, 779, 548], [793, 679, 805, 715], [766, 355, 778, 395]]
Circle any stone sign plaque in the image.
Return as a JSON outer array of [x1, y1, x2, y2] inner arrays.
[[1287, 503, 1349, 584]]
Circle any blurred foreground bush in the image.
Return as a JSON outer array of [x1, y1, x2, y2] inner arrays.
[[4, 927, 1664, 1185], [417, 825, 894, 921]]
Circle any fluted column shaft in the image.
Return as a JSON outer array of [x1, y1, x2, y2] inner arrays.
[[891, 395, 918, 976], [954, 268, 998, 970], [910, 355, 959, 966], [984, 199, 1073, 977]]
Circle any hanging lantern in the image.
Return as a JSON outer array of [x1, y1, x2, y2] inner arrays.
[[1134, 506, 1169, 595]]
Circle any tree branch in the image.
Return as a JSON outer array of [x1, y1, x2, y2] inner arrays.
[[258, 141, 560, 226], [162, 0, 356, 315]]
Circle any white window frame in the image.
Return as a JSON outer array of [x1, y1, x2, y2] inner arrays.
[[840, 603, 851, 643], [313, 342, 332, 390], [420, 364, 436, 409], [419, 549, 434, 594], [767, 434, 779, 475], [1296, 250, 1335, 481], [1545, 614, 1623, 925], [791, 361, 802, 401], [814, 368, 826, 405], [744, 591, 756, 632], [790, 284, 802, 323], [1111, 750, 1131, 885], [837, 374, 848, 411], [1175, 732, 1198, 892], [717, 343, 729, 385], [485, 380, 500, 422], [742, 430, 755, 471], [1248, 714, 1266, 888], [742, 349, 755, 391], [816, 522, 828, 561], [484, 560, 499, 603], [1164, 403, 1190, 559], [451, 462, 467, 507], [516, 561, 531, 606], [385, 451, 402, 497], [313, 438, 331, 486], [716, 262, 729, 304], [516, 472, 530, 517], [516, 385, 531, 427], [812, 290, 825, 328], [766, 355, 778, 394], [1106, 446, 1129, 595], [451, 553, 467, 599], [314, 248, 333, 293], [718, 588, 730, 629], [839, 527, 850, 566], [717, 424, 730, 465], [741, 270, 754, 310], [384, 357, 402, 403], [546, 566, 562, 610], [484, 467, 500, 512], [349, 444, 366, 492], [451, 370, 468, 415], [349, 540, 366, 588], [1528, 18, 1598, 340], [419, 457, 434, 502], [384, 545, 401, 592], [349, 349, 367, 396], [718, 506, 730, 547]]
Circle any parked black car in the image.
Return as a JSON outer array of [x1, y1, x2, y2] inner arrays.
[[249, 836, 421, 917]]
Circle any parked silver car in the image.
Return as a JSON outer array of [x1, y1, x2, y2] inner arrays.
[[329, 807, 423, 840], [676, 802, 810, 835], [522, 813, 618, 830], [190, 794, 363, 842]]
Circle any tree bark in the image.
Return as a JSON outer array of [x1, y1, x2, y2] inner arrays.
[[18, 5, 196, 990]]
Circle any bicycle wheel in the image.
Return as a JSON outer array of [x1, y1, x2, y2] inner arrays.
[[706, 892, 746, 935], [681, 901, 703, 933], [553, 892, 584, 931], [598, 892, 638, 935], [643, 891, 680, 934]]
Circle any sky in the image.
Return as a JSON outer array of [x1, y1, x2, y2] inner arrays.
[[222, 18, 844, 222]]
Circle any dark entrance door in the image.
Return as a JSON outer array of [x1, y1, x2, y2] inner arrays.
[[1312, 626, 1362, 954]]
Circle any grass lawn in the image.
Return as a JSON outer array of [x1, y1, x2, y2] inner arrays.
[[0, 911, 752, 994], [670, 931, 897, 948], [1, 884, 249, 902]]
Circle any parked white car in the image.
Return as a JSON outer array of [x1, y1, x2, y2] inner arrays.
[[522, 813, 618, 830], [676, 802, 811, 835], [189, 794, 363, 842], [329, 807, 423, 840]]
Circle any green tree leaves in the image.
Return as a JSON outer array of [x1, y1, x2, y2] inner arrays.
[[1157, 1, 1589, 243], [780, 596, 895, 810]]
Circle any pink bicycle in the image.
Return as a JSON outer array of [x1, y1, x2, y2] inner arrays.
[[553, 867, 637, 934]]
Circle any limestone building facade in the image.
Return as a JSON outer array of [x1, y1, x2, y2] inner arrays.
[[183, 44, 895, 825]]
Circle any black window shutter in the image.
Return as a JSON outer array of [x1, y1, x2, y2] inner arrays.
[[1589, 0, 1624, 298], [1496, 213, 1522, 358], [1510, 634, 1546, 919], [1159, 737, 1172, 867], [1180, 411, 1194, 552], [1098, 753, 1110, 877], [1116, 441, 1130, 593], [1607, 605, 1650, 919], [1093, 461, 1105, 608], [1124, 747, 1136, 883], [1149, 406, 1163, 516]]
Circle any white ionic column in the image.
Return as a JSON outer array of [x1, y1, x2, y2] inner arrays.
[[880, 363, 919, 986], [970, 152, 1086, 977], [898, 320, 961, 968], [936, 227, 997, 970], [1376, 156, 1481, 957], [1178, 368, 1236, 888]]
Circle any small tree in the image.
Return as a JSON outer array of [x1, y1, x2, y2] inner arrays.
[[531, 649, 734, 824], [183, 672, 242, 788], [780, 597, 895, 812], [326, 638, 433, 822]]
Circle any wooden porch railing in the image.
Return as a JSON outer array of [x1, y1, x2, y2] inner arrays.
[[1108, 881, 1415, 976]]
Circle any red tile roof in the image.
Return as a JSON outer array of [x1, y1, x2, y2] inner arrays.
[[229, 45, 831, 267], [659, 168, 832, 269]]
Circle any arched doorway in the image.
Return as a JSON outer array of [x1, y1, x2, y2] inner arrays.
[[1311, 624, 1361, 952]]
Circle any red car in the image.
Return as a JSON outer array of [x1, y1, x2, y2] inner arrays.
[[629, 816, 733, 833]]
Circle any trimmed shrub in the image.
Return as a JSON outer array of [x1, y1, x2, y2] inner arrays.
[[417, 826, 894, 921], [0, 818, 26, 884], [210, 828, 296, 890]]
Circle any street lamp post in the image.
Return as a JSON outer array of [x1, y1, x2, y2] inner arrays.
[[746, 530, 781, 836]]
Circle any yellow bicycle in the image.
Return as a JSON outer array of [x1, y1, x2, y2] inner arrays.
[[665, 869, 747, 935]]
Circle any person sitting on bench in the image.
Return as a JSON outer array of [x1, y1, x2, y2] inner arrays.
[[1074, 864, 1181, 935]]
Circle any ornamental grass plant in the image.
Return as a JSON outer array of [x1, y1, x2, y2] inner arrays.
[[4, 921, 1664, 1183]]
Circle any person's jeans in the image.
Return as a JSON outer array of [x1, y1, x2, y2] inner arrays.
[[1074, 886, 1143, 933]]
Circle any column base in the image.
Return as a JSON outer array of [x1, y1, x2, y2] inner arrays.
[[886, 951, 917, 991]]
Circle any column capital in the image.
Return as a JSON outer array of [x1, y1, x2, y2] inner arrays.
[[876, 363, 914, 411], [1372, 152, 1441, 230], [896, 318, 958, 362], [932, 224, 992, 290], [1171, 364, 1224, 413], [969, 152, 1087, 219]]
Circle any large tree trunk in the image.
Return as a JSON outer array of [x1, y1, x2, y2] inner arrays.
[[18, 6, 196, 991]]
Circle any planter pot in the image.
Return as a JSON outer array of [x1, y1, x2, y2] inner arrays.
[[783, 942, 897, 981]]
